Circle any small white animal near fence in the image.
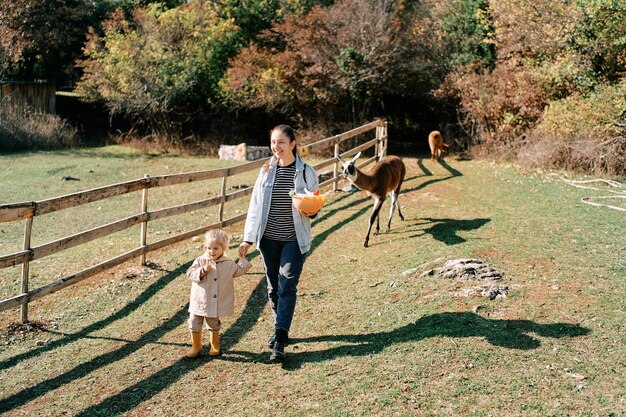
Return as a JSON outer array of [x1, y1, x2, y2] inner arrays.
[[0, 120, 389, 322]]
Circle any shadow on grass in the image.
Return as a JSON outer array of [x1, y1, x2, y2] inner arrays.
[[0, 262, 191, 372], [0, 270, 267, 415], [314, 167, 472, 249], [366, 217, 491, 248], [0, 194, 377, 414], [416, 158, 463, 178], [312, 188, 369, 227], [401, 163, 462, 194], [419, 217, 491, 245], [70, 273, 270, 417], [437, 159, 463, 177], [0, 303, 190, 414], [278, 312, 590, 371], [416, 159, 433, 176], [311, 204, 372, 250], [0, 162, 470, 413]]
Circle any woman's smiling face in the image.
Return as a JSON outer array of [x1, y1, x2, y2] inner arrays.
[[270, 130, 295, 161]]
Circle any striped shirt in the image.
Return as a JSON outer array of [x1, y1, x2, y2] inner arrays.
[[263, 162, 296, 241]]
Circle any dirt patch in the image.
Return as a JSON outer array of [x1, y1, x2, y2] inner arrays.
[[404, 258, 509, 300], [4, 319, 50, 337]]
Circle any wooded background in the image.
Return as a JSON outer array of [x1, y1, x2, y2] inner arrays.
[[1, 0, 624, 175]]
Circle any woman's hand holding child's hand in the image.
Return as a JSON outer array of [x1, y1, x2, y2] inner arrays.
[[239, 242, 251, 258]]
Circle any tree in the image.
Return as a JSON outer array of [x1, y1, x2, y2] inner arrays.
[[489, 0, 579, 60], [221, 0, 437, 124], [0, 0, 90, 86], [77, 3, 240, 138], [216, 0, 335, 45], [570, 0, 626, 83], [428, 0, 495, 69], [91, 0, 187, 26]]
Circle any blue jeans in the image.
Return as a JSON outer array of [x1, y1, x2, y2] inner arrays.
[[258, 238, 306, 332]]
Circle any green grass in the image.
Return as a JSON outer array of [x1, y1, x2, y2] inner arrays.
[[0, 147, 624, 416]]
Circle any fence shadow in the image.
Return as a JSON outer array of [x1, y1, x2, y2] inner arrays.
[[0, 253, 264, 411], [0, 190, 375, 414], [312, 189, 370, 228], [70, 273, 269, 417], [279, 312, 590, 371], [311, 201, 372, 250], [416, 158, 463, 178], [0, 262, 266, 414], [0, 261, 191, 371], [0, 303, 190, 413], [401, 166, 463, 195], [66, 196, 374, 415]]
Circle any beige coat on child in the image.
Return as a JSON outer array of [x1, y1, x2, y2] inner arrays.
[[187, 254, 252, 317]]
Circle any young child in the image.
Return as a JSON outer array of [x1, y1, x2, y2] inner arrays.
[[185, 228, 252, 358]]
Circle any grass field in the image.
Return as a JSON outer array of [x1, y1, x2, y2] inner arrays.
[[0, 147, 624, 416]]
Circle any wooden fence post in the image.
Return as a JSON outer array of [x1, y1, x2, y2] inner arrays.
[[140, 174, 149, 265], [377, 121, 388, 159], [333, 143, 340, 192], [383, 121, 388, 158], [21, 216, 33, 323], [219, 174, 227, 222], [375, 126, 381, 161], [374, 132, 381, 161]]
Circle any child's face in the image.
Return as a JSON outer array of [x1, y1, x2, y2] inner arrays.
[[206, 240, 225, 260]]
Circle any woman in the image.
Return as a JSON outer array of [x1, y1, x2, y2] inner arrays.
[[238, 125, 319, 363]]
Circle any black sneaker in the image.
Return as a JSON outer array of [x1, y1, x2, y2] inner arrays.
[[267, 332, 289, 349], [269, 329, 288, 363], [270, 341, 286, 363]]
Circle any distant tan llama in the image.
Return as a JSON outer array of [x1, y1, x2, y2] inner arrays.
[[428, 131, 449, 161]]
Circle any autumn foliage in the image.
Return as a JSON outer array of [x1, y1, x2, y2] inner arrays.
[[0, 0, 90, 85], [434, 0, 625, 175], [1, 0, 624, 174], [221, 0, 436, 124]]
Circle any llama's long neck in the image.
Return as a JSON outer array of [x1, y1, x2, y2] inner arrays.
[[351, 168, 380, 195]]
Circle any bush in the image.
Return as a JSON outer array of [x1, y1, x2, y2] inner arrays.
[[570, 0, 626, 83], [0, 105, 78, 151], [441, 59, 548, 148], [518, 80, 626, 176]]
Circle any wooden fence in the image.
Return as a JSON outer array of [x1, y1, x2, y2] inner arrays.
[[1, 81, 56, 118], [0, 119, 388, 322]]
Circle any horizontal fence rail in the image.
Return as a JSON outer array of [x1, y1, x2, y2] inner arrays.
[[0, 119, 388, 320]]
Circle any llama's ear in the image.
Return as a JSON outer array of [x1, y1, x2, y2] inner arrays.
[[350, 152, 361, 164]]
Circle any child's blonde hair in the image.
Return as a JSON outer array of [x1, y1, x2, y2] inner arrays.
[[204, 229, 230, 250]]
